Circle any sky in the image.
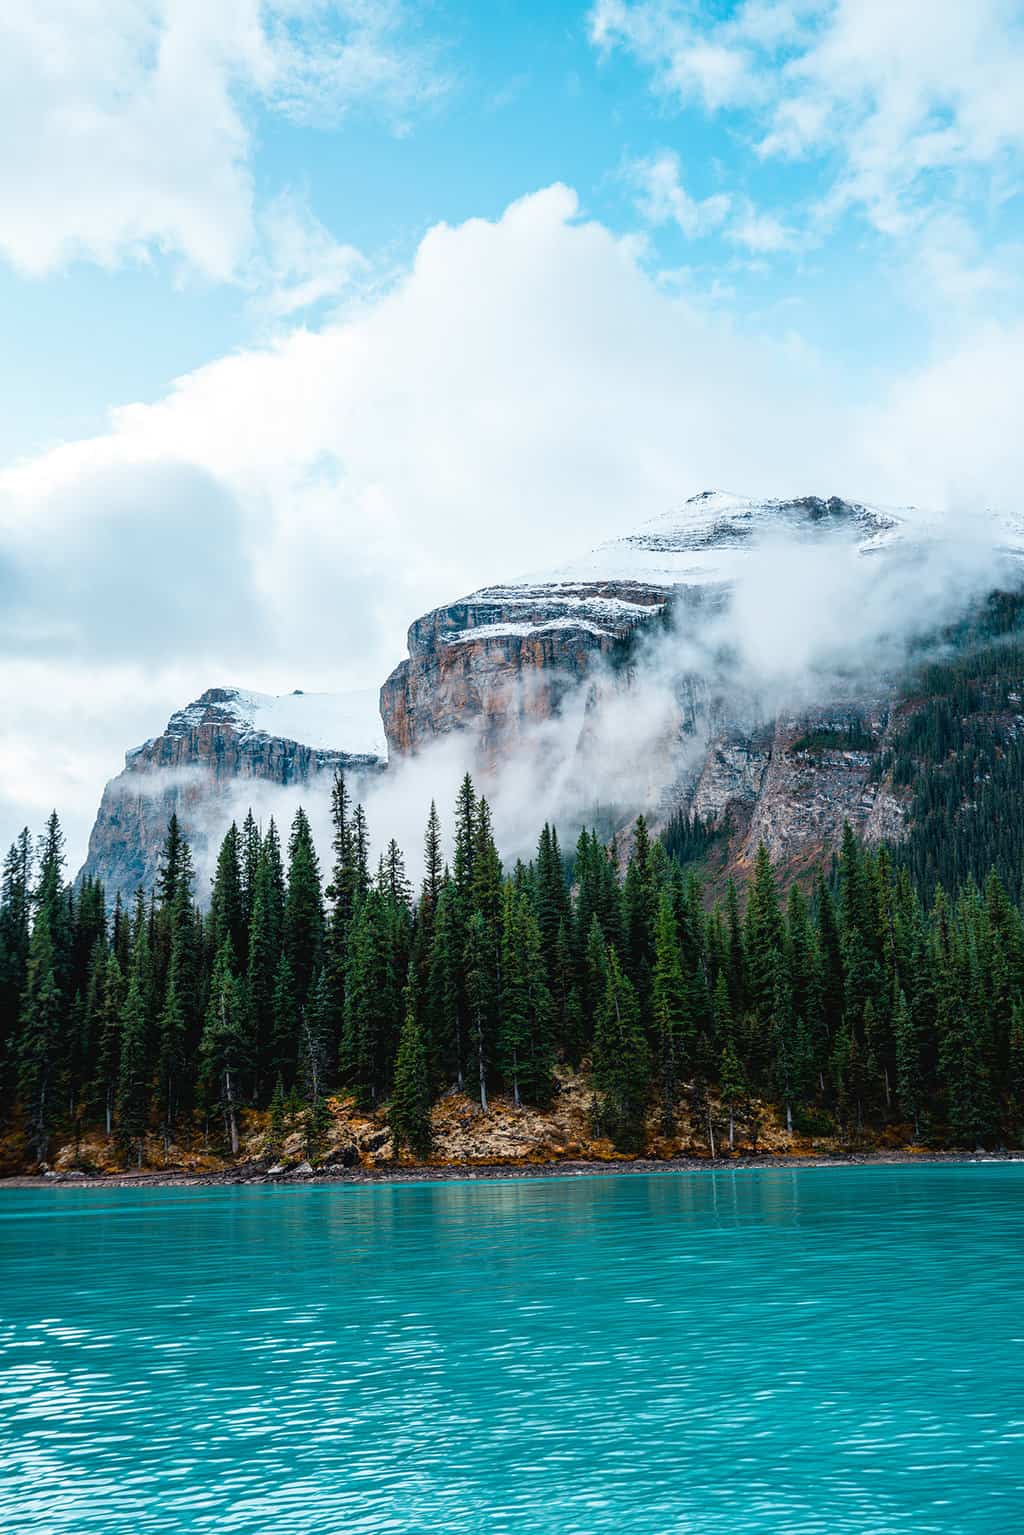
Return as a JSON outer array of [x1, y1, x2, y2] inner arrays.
[[3, 0, 1024, 868]]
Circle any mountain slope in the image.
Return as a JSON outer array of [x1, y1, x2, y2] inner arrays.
[[79, 687, 385, 901]]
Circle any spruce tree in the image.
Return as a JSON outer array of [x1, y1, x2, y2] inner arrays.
[[499, 885, 555, 1108], [651, 891, 691, 1135], [592, 946, 650, 1153], [390, 973, 432, 1158], [210, 822, 246, 968], [720, 1041, 747, 1150], [16, 908, 63, 1163], [285, 808, 325, 1010], [200, 939, 250, 1156]]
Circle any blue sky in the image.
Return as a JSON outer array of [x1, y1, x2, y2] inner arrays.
[[2, 0, 1024, 860]]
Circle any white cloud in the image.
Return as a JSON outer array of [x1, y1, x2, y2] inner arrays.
[[0, 1, 444, 282], [3, 185, 1024, 866], [628, 150, 731, 237], [725, 202, 799, 254], [591, 0, 1024, 242], [629, 150, 797, 254], [254, 192, 369, 316]]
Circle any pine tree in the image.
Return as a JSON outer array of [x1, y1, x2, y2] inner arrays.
[[622, 815, 658, 1007], [770, 954, 812, 1134], [16, 908, 63, 1163], [651, 892, 691, 1135], [720, 1041, 747, 1150], [425, 880, 464, 1090], [269, 954, 299, 1089], [0, 831, 33, 1087], [247, 837, 285, 1100], [893, 987, 923, 1136], [499, 885, 555, 1108], [200, 940, 250, 1156], [592, 947, 650, 1153], [114, 905, 154, 1166], [341, 890, 398, 1106], [421, 801, 444, 918], [744, 844, 783, 1017], [299, 971, 332, 1108], [240, 809, 261, 927], [285, 808, 325, 1010], [390, 972, 432, 1158], [210, 822, 246, 968], [266, 1074, 287, 1158], [464, 911, 492, 1112], [16, 814, 70, 1162]]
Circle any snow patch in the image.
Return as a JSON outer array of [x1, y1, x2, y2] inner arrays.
[[164, 687, 387, 759]]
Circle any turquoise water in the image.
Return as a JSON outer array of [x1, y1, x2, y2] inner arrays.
[[1, 1167, 1022, 1534]]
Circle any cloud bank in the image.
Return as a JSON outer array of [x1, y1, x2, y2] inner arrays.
[[4, 185, 1024, 866]]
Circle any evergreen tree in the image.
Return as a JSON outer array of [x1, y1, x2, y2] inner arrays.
[[720, 1041, 747, 1150], [16, 907, 63, 1163], [285, 808, 325, 1010], [893, 987, 923, 1136], [464, 911, 492, 1112], [266, 1074, 287, 1158], [592, 946, 650, 1153], [210, 822, 246, 968], [651, 891, 691, 1135], [114, 902, 155, 1165], [499, 885, 555, 1108], [390, 972, 432, 1158], [200, 940, 250, 1156]]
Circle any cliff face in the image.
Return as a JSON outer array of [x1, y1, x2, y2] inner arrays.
[[80, 688, 385, 902], [379, 491, 923, 870], [81, 490, 1024, 899], [380, 491, 903, 760], [680, 707, 908, 881], [380, 582, 670, 761]]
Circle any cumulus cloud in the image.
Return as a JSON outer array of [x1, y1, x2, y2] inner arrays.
[[0, 462, 262, 662], [628, 149, 731, 238], [4, 184, 1024, 866], [591, 0, 1024, 244], [0, 1, 445, 282]]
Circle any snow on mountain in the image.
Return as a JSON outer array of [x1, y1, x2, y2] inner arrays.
[[156, 686, 387, 760], [529, 491, 910, 589]]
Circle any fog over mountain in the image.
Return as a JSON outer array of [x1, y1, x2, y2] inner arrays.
[[78, 489, 1024, 901]]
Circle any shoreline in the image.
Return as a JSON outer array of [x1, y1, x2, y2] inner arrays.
[[3, 1148, 1023, 1189]]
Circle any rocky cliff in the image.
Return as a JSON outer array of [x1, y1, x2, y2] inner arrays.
[[80, 687, 385, 902], [379, 491, 901, 760], [80, 490, 1024, 898]]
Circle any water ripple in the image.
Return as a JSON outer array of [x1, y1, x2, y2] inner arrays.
[[1, 1166, 1023, 1532]]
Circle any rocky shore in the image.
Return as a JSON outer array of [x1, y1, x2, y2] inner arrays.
[[4, 1148, 1022, 1190]]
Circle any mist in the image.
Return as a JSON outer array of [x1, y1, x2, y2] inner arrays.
[[193, 507, 1022, 898]]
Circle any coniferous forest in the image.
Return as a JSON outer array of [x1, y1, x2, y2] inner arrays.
[[3, 752, 1024, 1172]]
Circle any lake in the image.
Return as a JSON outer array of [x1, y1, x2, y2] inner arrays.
[[1, 1165, 1022, 1533]]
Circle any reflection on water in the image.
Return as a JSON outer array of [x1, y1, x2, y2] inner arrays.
[[2, 1166, 1022, 1533]]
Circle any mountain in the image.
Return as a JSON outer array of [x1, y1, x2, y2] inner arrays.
[[79, 687, 385, 902], [379, 492, 907, 759], [80, 490, 1024, 898]]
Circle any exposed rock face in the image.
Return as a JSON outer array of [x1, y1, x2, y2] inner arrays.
[[685, 708, 906, 880], [380, 582, 670, 760], [80, 489, 1024, 899], [80, 688, 385, 902], [379, 491, 905, 760]]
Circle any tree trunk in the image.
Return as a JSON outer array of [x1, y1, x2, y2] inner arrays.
[[707, 1109, 716, 1159], [475, 1013, 487, 1113], [728, 1108, 735, 1150], [786, 1101, 793, 1134], [225, 1069, 239, 1156]]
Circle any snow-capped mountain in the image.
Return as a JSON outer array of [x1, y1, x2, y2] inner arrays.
[[379, 492, 914, 756], [80, 687, 385, 901]]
